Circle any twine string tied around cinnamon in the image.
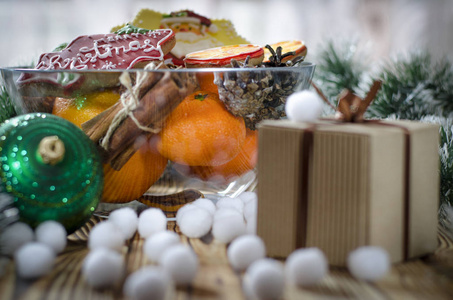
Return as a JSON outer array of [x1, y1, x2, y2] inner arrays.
[[100, 61, 164, 150]]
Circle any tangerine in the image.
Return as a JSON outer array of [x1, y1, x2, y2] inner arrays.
[[102, 135, 168, 203], [196, 72, 218, 94], [52, 90, 168, 203], [178, 128, 257, 182], [52, 90, 120, 127], [157, 91, 246, 166]]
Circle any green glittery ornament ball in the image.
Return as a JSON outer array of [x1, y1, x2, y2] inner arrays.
[[0, 113, 104, 233]]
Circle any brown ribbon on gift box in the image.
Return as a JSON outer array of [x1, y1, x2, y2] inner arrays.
[[300, 81, 411, 260]]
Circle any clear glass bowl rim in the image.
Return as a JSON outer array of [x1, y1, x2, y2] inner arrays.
[[0, 61, 315, 74]]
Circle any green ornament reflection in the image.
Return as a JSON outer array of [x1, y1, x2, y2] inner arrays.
[[0, 113, 104, 233]]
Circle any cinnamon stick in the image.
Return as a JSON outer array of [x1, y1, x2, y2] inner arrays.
[[81, 71, 164, 142], [355, 80, 382, 122], [336, 89, 356, 122], [109, 141, 140, 170], [335, 80, 382, 123], [310, 81, 336, 111], [107, 71, 197, 169]]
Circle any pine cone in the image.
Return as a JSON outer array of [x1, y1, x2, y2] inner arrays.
[[215, 62, 300, 129]]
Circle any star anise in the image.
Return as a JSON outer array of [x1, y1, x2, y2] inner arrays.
[[262, 45, 305, 67]]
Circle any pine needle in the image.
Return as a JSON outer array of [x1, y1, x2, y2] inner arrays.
[[368, 52, 453, 120], [421, 116, 453, 229], [0, 85, 16, 123], [313, 40, 365, 111]]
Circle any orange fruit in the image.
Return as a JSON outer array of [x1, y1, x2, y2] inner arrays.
[[52, 90, 168, 203], [178, 128, 257, 182], [157, 91, 246, 166], [196, 72, 218, 94], [102, 135, 168, 203], [52, 90, 120, 127]]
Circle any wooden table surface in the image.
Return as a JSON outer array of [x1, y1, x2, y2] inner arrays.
[[1, 216, 453, 300]]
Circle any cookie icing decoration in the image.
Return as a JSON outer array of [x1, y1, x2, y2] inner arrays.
[[16, 26, 176, 96], [34, 28, 175, 70]]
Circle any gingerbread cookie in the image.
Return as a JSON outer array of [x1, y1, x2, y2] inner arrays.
[[35, 28, 175, 70], [116, 9, 250, 65], [17, 26, 176, 97]]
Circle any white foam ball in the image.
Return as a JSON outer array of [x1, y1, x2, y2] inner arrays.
[[176, 204, 198, 225], [227, 235, 266, 271], [88, 221, 125, 252], [214, 207, 243, 220], [246, 216, 257, 235], [109, 207, 138, 239], [246, 258, 285, 300], [212, 211, 246, 243], [243, 199, 257, 222], [178, 207, 213, 238], [285, 248, 328, 286], [192, 198, 216, 216], [15, 242, 55, 279], [144, 231, 180, 263], [160, 244, 198, 285], [124, 266, 173, 300], [347, 246, 390, 281], [138, 208, 167, 238], [82, 248, 124, 288], [0, 222, 34, 256], [285, 90, 324, 122], [35, 220, 67, 254], [216, 197, 244, 214], [242, 276, 256, 300], [237, 191, 257, 205]]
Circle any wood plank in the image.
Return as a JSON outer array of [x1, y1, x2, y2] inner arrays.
[[185, 236, 244, 299], [0, 259, 15, 300], [168, 220, 244, 300], [2, 218, 453, 300]]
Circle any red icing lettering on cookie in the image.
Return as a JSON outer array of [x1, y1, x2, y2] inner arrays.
[[17, 29, 175, 95], [36, 29, 174, 70]]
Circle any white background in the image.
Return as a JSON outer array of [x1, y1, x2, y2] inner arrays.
[[0, 0, 452, 67]]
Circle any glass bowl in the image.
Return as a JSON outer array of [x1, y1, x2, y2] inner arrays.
[[0, 63, 315, 215]]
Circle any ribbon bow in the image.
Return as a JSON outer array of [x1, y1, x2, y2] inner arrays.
[[312, 80, 382, 122]]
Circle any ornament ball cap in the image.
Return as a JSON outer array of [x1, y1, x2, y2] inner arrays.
[[38, 136, 65, 165]]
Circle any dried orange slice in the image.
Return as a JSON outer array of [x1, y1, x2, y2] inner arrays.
[[263, 40, 307, 63], [184, 44, 264, 68]]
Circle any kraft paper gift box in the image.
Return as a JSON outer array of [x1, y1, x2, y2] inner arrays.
[[256, 119, 439, 266]]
